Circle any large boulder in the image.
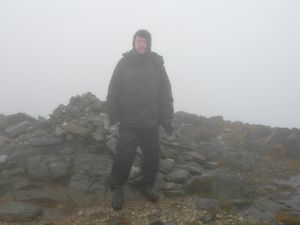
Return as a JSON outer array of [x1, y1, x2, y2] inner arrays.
[[0, 202, 42, 222]]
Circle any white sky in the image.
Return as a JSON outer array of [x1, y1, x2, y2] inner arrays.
[[0, 0, 299, 128]]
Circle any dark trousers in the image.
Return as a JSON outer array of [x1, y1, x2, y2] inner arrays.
[[110, 126, 160, 190]]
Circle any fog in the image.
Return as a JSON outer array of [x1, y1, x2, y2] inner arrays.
[[1, 0, 299, 128]]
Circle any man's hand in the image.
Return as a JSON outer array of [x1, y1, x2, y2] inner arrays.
[[162, 119, 174, 136]]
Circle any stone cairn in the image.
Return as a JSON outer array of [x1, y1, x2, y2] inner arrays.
[[0, 92, 300, 223]]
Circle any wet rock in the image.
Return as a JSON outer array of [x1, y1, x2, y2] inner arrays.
[[51, 104, 66, 120], [180, 164, 202, 175], [194, 197, 220, 210], [150, 220, 165, 225], [159, 158, 174, 174], [276, 193, 300, 212], [107, 215, 132, 225], [99, 113, 110, 130], [1, 92, 300, 222], [274, 174, 300, 188], [197, 142, 236, 161], [0, 113, 36, 131], [163, 190, 186, 197], [26, 154, 71, 181], [213, 173, 250, 198], [0, 202, 42, 222], [184, 175, 211, 195], [0, 176, 11, 195], [68, 153, 112, 202], [184, 151, 206, 164], [5, 121, 32, 137], [162, 182, 176, 190], [106, 137, 117, 155], [62, 122, 90, 137], [26, 137, 63, 146], [0, 154, 7, 163], [0, 135, 9, 144], [54, 127, 66, 136], [166, 169, 190, 184], [73, 153, 112, 174], [91, 128, 105, 142], [243, 199, 286, 224], [68, 172, 109, 204], [231, 198, 254, 210], [14, 188, 71, 204]]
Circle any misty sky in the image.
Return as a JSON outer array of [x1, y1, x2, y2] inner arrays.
[[0, 0, 299, 128]]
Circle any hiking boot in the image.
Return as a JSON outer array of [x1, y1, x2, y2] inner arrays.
[[137, 185, 159, 202], [111, 186, 124, 210]]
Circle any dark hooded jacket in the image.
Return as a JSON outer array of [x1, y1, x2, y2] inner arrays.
[[106, 36, 174, 128]]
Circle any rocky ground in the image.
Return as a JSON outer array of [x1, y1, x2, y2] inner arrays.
[[0, 92, 300, 225], [0, 194, 255, 225]]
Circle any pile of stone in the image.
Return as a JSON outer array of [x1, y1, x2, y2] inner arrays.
[[0, 92, 299, 224]]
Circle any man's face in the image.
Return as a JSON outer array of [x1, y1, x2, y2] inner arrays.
[[134, 36, 147, 54]]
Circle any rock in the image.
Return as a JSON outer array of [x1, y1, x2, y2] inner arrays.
[[26, 154, 70, 181], [194, 197, 220, 210], [99, 113, 110, 130], [14, 188, 71, 204], [0, 135, 9, 144], [26, 137, 63, 146], [231, 198, 254, 209], [276, 194, 300, 212], [73, 153, 112, 174], [51, 104, 66, 120], [162, 182, 176, 190], [93, 101, 103, 111], [197, 142, 235, 161], [184, 175, 212, 195], [106, 137, 117, 155], [42, 208, 65, 222], [184, 151, 206, 164], [2, 92, 300, 222], [163, 190, 186, 197], [166, 169, 190, 184], [180, 164, 202, 175], [91, 128, 105, 142], [69, 153, 112, 202], [274, 174, 300, 188], [242, 199, 286, 224], [54, 127, 66, 136], [0, 113, 36, 131], [62, 122, 90, 136], [159, 158, 174, 174], [5, 121, 32, 137], [0, 154, 7, 163], [0, 176, 11, 195], [68, 173, 108, 204], [213, 173, 252, 198], [0, 202, 42, 222], [13, 179, 44, 191], [203, 161, 218, 169], [150, 220, 165, 225], [107, 215, 132, 225]]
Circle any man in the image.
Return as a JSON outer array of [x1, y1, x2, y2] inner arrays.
[[106, 29, 174, 210]]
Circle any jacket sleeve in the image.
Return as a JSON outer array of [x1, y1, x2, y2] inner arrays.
[[106, 59, 123, 125], [159, 62, 174, 123]]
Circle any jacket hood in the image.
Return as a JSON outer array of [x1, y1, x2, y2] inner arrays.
[[132, 29, 152, 53]]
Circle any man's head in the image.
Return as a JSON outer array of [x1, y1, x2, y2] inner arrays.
[[132, 29, 151, 55]]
